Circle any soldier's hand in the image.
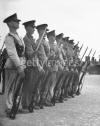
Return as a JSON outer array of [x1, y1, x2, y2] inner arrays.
[[18, 71, 25, 78], [38, 65, 45, 73], [33, 50, 38, 55], [17, 66, 25, 78]]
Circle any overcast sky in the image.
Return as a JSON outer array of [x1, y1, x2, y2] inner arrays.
[[0, 0, 100, 60]]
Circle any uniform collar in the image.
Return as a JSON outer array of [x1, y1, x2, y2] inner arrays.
[[26, 33, 33, 39]]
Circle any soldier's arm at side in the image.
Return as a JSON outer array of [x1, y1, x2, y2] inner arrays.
[[58, 48, 65, 68], [24, 37, 36, 58], [43, 40, 50, 57], [5, 36, 23, 72]]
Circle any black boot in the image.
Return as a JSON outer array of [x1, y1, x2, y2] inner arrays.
[[39, 98, 44, 109], [59, 90, 64, 103], [76, 88, 81, 95], [28, 102, 35, 113], [28, 105, 34, 113], [76, 91, 81, 95], [59, 96, 64, 103], [51, 97, 55, 106], [8, 103, 17, 120], [9, 112, 16, 120]]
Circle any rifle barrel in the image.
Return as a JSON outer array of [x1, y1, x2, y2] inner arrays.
[[79, 44, 83, 52], [35, 27, 47, 52], [81, 46, 88, 61], [92, 50, 96, 57], [88, 49, 92, 56]]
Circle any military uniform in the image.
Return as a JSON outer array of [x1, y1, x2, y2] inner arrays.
[[35, 38, 50, 105], [76, 56, 90, 95], [52, 33, 65, 102], [3, 13, 26, 119], [34, 24, 51, 108], [72, 45, 80, 95], [42, 30, 59, 105], [60, 39, 74, 98], [66, 40, 80, 97], [21, 20, 40, 110]]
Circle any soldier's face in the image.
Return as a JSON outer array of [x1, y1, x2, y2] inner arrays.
[[26, 26, 35, 34], [12, 20, 20, 29], [39, 29, 45, 35], [44, 31, 47, 38], [59, 38, 63, 43], [38, 29, 46, 38], [8, 20, 19, 29], [49, 36, 55, 42]]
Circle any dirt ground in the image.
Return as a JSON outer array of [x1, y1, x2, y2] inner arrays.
[[0, 75, 100, 126]]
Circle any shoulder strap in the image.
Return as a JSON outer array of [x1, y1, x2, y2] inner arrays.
[[0, 33, 15, 52], [0, 42, 5, 56], [8, 33, 18, 44], [1, 42, 5, 52], [8, 33, 24, 57], [1, 33, 17, 53]]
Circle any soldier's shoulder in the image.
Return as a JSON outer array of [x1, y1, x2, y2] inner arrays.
[[23, 35, 32, 45], [23, 35, 28, 41], [5, 34, 14, 43]]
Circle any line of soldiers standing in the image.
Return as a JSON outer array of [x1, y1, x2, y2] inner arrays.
[[1, 13, 90, 119]]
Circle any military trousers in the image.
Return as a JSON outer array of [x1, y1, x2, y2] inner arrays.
[[62, 71, 73, 97], [71, 71, 79, 95], [4, 69, 23, 110], [21, 66, 39, 108], [40, 69, 52, 102], [53, 70, 64, 99]]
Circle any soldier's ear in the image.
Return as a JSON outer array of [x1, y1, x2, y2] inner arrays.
[[7, 21, 12, 27]]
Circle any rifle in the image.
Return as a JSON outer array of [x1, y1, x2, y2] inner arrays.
[[91, 50, 96, 58], [90, 50, 96, 63], [73, 41, 79, 50], [76, 41, 79, 45], [35, 27, 47, 52], [88, 49, 92, 57], [0, 42, 6, 95], [8, 75, 25, 119], [79, 44, 83, 53], [81, 46, 88, 61]]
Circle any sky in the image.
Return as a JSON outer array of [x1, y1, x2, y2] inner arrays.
[[0, 0, 100, 60]]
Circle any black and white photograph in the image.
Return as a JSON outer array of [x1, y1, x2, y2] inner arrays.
[[0, 0, 100, 125]]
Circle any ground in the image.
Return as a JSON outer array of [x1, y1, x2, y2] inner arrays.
[[0, 75, 100, 126]]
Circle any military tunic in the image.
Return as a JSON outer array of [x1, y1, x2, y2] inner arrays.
[[4, 32, 25, 110], [22, 33, 39, 108], [45, 42, 58, 102], [33, 38, 50, 106]]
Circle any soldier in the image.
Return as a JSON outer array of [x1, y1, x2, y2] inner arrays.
[[73, 44, 80, 58], [53, 33, 66, 103], [71, 44, 80, 96], [66, 39, 75, 97], [60, 37, 70, 98], [46, 30, 62, 105], [56, 33, 65, 69], [34, 24, 51, 108], [21, 20, 41, 111], [76, 56, 90, 95], [67, 39, 80, 97], [3, 13, 26, 119], [61, 38, 75, 98]]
